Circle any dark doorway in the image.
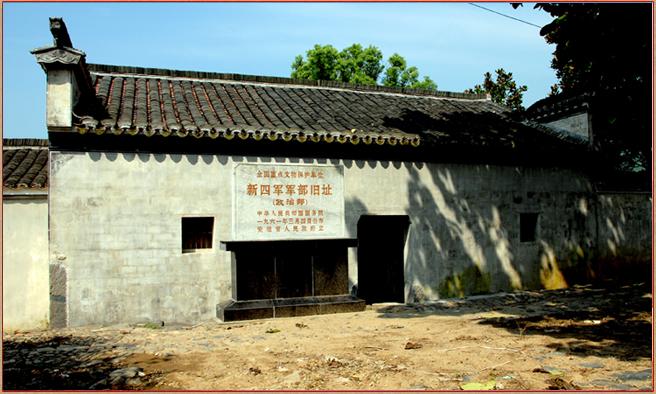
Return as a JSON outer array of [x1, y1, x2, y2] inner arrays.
[[357, 215, 410, 304]]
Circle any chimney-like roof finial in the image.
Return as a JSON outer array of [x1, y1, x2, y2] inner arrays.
[[49, 17, 73, 48]]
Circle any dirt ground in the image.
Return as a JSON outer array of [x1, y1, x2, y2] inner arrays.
[[3, 281, 653, 391]]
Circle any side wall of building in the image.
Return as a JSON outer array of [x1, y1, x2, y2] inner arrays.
[[48, 151, 651, 326], [3, 197, 50, 332], [591, 192, 652, 282], [341, 159, 602, 299]]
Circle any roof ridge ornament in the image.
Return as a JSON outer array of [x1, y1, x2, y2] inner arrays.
[[32, 17, 109, 130], [50, 17, 73, 49]]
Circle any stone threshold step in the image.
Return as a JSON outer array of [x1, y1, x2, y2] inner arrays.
[[217, 295, 366, 321]]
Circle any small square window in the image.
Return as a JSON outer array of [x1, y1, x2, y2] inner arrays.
[[520, 213, 539, 243], [182, 217, 214, 253]]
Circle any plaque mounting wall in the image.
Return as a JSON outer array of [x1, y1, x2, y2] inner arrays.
[[233, 163, 345, 241]]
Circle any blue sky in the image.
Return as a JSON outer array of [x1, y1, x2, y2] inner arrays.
[[3, 2, 557, 139]]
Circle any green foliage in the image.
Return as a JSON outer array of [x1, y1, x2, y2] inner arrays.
[[291, 45, 436, 90], [337, 44, 384, 85], [466, 68, 527, 112], [536, 4, 650, 97], [291, 44, 340, 81], [519, 3, 651, 173], [548, 84, 561, 97], [382, 53, 437, 90]]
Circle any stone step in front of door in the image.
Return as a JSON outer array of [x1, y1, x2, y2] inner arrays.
[[216, 295, 366, 321]]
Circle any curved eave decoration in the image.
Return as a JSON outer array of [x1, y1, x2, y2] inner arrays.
[[73, 123, 422, 147]]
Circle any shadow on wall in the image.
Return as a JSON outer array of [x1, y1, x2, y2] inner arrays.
[[346, 160, 651, 303], [404, 163, 529, 301], [592, 193, 652, 280], [413, 164, 651, 301], [341, 153, 651, 363]]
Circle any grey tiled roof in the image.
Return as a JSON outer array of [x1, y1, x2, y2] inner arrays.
[[68, 64, 568, 151], [3, 139, 49, 189], [34, 18, 584, 156], [525, 93, 590, 122]]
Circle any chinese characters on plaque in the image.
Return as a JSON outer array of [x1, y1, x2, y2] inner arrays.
[[234, 164, 344, 240]]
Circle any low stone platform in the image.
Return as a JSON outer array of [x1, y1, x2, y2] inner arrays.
[[217, 295, 366, 321]]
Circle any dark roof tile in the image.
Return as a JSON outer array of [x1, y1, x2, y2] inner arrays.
[[147, 79, 165, 128], [525, 93, 590, 122], [68, 64, 582, 151], [3, 139, 49, 189]]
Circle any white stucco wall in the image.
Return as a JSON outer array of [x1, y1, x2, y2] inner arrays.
[[3, 197, 50, 332], [544, 112, 590, 139], [46, 69, 75, 128], [48, 151, 651, 326], [596, 192, 652, 261]]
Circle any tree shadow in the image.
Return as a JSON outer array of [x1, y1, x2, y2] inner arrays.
[[358, 139, 651, 362], [342, 106, 650, 362], [477, 282, 652, 361], [376, 282, 651, 361], [2, 332, 159, 390], [403, 161, 537, 301], [382, 108, 585, 165]]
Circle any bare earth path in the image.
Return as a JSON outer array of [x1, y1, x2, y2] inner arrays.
[[3, 282, 652, 390]]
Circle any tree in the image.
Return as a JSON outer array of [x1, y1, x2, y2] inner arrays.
[[517, 3, 651, 173], [548, 84, 560, 97], [382, 53, 437, 90], [291, 44, 340, 82], [535, 4, 650, 96], [291, 44, 436, 90], [465, 68, 527, 112], [337, 44, 384, 86]]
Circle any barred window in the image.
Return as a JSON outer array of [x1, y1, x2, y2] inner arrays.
[[182, 217, 214, 252]]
